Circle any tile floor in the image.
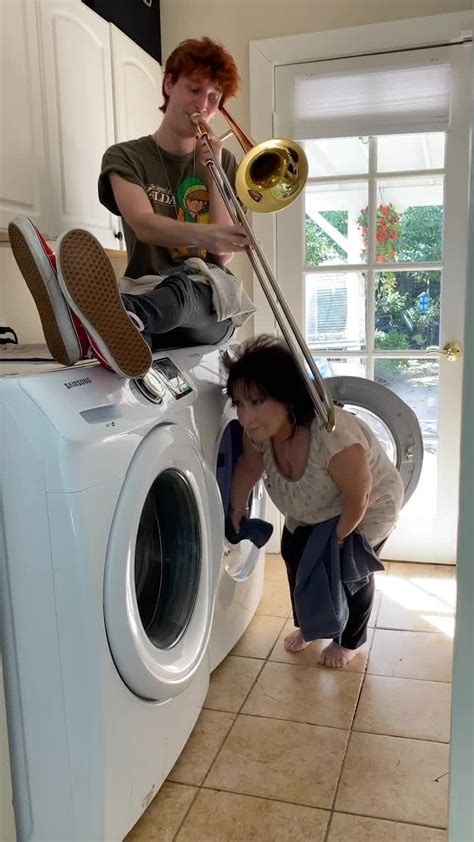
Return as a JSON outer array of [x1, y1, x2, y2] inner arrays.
[[126, 557, 455, 841]]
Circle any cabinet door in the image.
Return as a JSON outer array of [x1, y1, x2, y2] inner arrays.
[[110, 25, 163, 143], [0, 0, 50, 233], [39, 1, 119, 247]]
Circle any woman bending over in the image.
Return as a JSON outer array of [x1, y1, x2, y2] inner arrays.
[[226, 336, 404, 668]]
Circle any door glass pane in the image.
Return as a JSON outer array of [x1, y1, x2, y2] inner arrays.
[[343, 405, 397, 464], [305, 181, 368, 265], [375, 270, 441, 351], [377, 132, 445, 172], [375, 176, 443, 263], [374, 358, 439, 515], [306, 272, 366, 350], [305, 136, 369, 177], [314, 356, 367, 379]]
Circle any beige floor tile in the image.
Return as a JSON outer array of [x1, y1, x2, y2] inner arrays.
[[204, 713, 348, 809], [242, 661, 363, 729], [167, 709, 235, 785], [368, 590, 382, 627], [256, 577, 292, 617], [354, 675, 451, 742], [377, 563, 456, 635], [389, 562, 456, 581], [231, 614, 286, 659], [368, 629, 452, 682], [124, 782, 197, 842], [264, 553, 288, 584], [374, 568, 388, 588], [204, 655, 263, 713], [328, 812, 447, 841], [335, 732, 449, 826], [270, 619, 374, 674], [176, 789, 330, 841]]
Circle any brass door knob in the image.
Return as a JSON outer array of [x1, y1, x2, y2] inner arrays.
[[427, 341, 462, 362]]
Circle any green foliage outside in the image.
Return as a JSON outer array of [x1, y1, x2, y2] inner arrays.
[[305, 202, 442, 377]]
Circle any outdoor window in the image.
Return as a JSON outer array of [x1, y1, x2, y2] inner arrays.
[[303, 130, 444, 518]]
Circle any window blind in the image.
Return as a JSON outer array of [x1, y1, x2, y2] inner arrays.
[[293, 62, 451, 139]]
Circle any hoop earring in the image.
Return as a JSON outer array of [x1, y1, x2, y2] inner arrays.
[[287, 408, 296, 427]]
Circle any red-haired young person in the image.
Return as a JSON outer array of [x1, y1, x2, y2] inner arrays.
[[9, 38, 254, 378]]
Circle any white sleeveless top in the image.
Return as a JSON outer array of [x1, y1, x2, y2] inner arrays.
[[254, 407, 404, 547]]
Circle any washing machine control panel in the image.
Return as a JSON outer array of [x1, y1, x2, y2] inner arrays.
[[152, 357, 193, 399]]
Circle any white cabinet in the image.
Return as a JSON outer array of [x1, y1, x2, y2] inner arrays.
[[0, 0, 50, 233], [111, 25, 163, 144], [109, 25, 163, 246], [0, 0, 162, 247], [39, 0, 118, 247]]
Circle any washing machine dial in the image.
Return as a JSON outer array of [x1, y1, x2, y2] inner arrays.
[[132, 368, 166, 403]]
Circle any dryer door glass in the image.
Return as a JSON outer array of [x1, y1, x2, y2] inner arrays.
[[135, 469, 201, 649]]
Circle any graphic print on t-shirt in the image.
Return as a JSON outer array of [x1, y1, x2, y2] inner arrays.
[[145, 175, 210, 262]]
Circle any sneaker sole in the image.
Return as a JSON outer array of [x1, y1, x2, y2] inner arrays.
[[8, 220, 80, 366], [57, 229, 152, 379]]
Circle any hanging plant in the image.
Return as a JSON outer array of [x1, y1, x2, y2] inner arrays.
[[357, 203, 401, 262]]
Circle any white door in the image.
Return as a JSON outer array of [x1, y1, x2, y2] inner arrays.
[[273, 44, 471, 563], [39, 1, 118, 246]]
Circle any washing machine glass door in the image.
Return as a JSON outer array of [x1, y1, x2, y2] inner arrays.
[[216, 415, 265, 581], [104, 423, 223, 701], [325, 376, 424, 504]]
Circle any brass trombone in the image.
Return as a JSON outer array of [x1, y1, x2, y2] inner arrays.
[[192, 108, 336, 432]]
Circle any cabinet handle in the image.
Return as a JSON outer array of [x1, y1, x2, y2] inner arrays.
[[114, 230, 123, 241]]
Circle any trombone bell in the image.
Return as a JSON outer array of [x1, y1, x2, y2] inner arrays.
[[236, 139, 308, 213]]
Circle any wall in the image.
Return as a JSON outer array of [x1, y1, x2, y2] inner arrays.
[[448, 44, 474, 842]]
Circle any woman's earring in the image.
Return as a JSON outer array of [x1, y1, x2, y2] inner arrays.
[[287, 408, 296, 427]]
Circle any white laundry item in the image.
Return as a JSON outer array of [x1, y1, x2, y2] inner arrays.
[[184, 257, 256, 327]]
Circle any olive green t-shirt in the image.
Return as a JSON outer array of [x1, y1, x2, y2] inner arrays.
[[99, 135, 238, 279]]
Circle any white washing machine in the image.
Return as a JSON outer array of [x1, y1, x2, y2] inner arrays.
[[0, 346, 229, 842]]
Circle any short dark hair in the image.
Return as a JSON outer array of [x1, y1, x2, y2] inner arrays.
[[224, 335, 315, 427], [161, 37, 241, 113]]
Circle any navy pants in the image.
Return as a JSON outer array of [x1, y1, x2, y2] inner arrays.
[[122, 274, 233, 351], [281, 524, 375, 649]]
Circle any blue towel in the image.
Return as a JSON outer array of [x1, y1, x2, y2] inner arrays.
[[294, 517, 384, 641], [225, 516, 273, 549]]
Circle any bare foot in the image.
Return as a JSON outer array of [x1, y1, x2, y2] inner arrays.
[[318, 641, 363, 668], [284, 629, 312, 653]]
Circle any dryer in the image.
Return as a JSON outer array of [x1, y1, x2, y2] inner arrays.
[[0, 347, 227, 841]]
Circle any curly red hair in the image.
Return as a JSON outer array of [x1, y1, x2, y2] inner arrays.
[[160, 37, 241, 112]]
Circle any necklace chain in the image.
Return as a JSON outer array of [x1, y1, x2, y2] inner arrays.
[[155, 140, 196, 220]]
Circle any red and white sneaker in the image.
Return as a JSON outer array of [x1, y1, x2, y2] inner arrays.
[[8, 216, 91, 366], [57, 228, 152, 379]]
